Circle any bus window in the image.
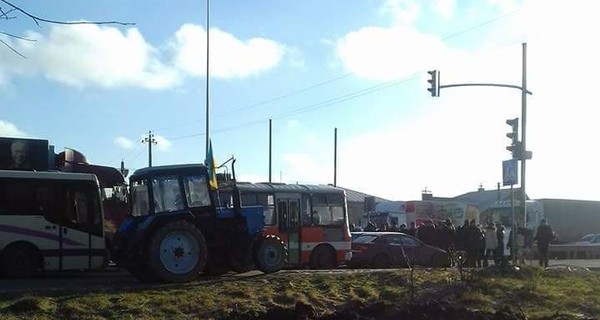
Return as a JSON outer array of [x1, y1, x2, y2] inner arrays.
[[257, 194, 276, 225], [312, 194, 345, 226], [0, 180, 36, 215], [152, 176, 183, 213], [302, 198, 311, 226], [184, 175, 211, 207], [61, 183, 103, 236], [289, 200, 299, 229], [278, 200, 288, 232]]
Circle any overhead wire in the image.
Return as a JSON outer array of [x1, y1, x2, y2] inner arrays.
[[137, 8, 525, 142]]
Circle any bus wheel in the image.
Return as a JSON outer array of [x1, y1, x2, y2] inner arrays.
[[310, 245, 337, 269], [254, 235, 286, 273], [1, 243, 39, 278], [147, 221, 207, 283]]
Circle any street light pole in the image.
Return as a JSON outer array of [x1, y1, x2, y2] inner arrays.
[[205, 0, 210, 156]]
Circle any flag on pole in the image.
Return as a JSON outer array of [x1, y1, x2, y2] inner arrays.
[[206, 139, 218, 189]]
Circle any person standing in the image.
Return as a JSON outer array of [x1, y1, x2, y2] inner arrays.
[[406, 222, 417, 237], [495, 222, 506, 264], [534, 219, 554, 268], [483, 222, 498, 267]]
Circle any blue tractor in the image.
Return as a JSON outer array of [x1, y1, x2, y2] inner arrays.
[[112, 163, 286, 283]]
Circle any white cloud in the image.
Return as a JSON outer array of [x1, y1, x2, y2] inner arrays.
[[114, 136, 135, 150], [287, 120, 299, 128], [171, 24, 287, 79], [434, 0, 456, 19], [22, 24, 180, 89], [487, 0, 521, 14], [0, 23, 290, 89], [281, 153, 334, 185], [336, 25, 461, 81], [153, 135, 173, 152], [380, 0, 421, 26], [328, 0, 600, 201], [0, 120, 27, 137]]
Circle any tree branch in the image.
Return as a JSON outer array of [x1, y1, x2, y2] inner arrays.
[[0, 7, 17, 20], [0, 30, 35, 41], [1, 0, 135, 27], [0, 36, 25, 58]]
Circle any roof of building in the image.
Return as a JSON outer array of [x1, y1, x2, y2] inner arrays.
[[336, 186, 390, 203], [452, 188, 528, 212]]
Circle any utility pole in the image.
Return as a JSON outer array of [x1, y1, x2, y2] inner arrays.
[[142, 131, 157, 167], [205, 0, 211, 156], [269, 119, 272, 183], [334, 127, 338, 187]]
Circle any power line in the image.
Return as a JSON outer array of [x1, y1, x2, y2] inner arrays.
[[151, 10, 522, 135], [165, 73, 419, 141]]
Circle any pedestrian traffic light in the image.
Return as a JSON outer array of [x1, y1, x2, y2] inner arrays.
[[505, 118, 520, 159], [427, 70, 439, 97]]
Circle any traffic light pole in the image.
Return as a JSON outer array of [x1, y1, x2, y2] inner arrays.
[[439, 83, 532, 95], [520, 43, 528, 232], [429, 42, 531, 243]]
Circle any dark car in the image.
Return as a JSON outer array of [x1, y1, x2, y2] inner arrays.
[[349, 232, 449, 268]]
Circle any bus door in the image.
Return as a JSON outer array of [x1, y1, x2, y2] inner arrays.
[[58, 183, 105, 271], [277, 195, 301, 264]]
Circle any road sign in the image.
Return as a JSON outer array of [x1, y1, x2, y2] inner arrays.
[[503, 159, 518, 186]]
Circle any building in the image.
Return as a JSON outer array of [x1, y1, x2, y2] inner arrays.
[[337, 186, 389, 223]]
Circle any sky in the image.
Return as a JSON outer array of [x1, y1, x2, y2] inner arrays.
[[0, 0, 597, 202]]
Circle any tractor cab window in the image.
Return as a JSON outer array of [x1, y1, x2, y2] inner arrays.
[[184, 175, 211, 207], [152, 176, 184, 213], [131, 179, 150, 217]]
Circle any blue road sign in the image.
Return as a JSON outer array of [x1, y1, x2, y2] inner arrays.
[[503, 159, 518, 186]]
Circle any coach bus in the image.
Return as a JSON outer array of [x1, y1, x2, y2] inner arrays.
[[0, 170, 107, 278], [218, 182, 352, 269]]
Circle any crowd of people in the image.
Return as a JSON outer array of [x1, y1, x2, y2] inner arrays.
[[352, 217, 555, 268]]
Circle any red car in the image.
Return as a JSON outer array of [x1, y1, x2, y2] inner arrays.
[[349, 232, 449, 268]]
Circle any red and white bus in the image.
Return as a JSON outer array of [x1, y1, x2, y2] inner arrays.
[[0, 170, 107, 277], [219, 182, 352, 269]]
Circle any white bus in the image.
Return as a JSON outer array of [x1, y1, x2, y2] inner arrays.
[[0, 170, 107, 278]]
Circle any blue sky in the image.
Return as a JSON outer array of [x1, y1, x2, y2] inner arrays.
[[0, 0, 598, 202]]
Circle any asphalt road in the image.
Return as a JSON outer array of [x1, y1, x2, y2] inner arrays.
[[1, 259, 598, 294]]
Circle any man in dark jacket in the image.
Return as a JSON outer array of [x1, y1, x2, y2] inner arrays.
[[534, 219, 554, 268], [416, 220, 436, 246], [406, 222, 417, 237]]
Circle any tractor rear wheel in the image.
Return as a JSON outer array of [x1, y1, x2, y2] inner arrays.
[[146, 221, 207, 283]]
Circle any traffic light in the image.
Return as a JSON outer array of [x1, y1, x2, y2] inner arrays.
[[506, 141, 522, 160], [427, 70, 439, 97], [505, 118, 520, 159]]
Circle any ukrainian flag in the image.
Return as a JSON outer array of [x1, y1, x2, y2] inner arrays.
[[206, 140, 218, 189]]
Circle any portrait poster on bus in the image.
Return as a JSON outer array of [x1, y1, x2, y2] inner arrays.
[[0, 138, 49, 171]]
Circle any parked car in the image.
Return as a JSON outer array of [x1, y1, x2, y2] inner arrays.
[[348, 232, 449, 268], [568, 234, 600, 245]]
